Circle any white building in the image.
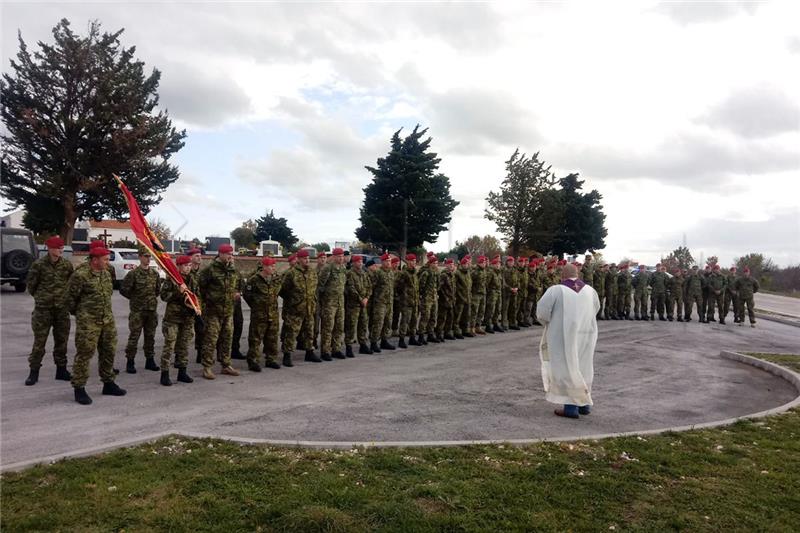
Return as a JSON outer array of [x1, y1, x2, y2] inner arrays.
[[0, 209, 25, 228], [74, 220, 137, 245]]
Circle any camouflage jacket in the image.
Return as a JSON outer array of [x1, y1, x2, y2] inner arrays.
[[593, 270, 605, 294], [706, 272, 726, 294], [318, 263, 346, 304], [632, 271, 650, 295], [684, 272, 704, 295], [198, 259, 240, 315], [502, 266, 518, 295], [65, 267, 114, 325], [418, 264, 440, 300], [649, 272, 669, 294], [279, 264, 317, 316], [455, 266, 473, 302], [395, 266, 420, 306], [120, 266, 162, 312], [617, 271, 632, 294], [668, 275, 685, 297], [581, 263, 594, 286], [26, 255, 73, 308], [527, 269, 540, 295], [605, 272, 618, 295], [243, 271, 282, 316], [734, 276, 759, 298], [471, 267, 488, 297], [161, 273, 200, 323], [345, 268, 370, 307], [486, 268, 503, 295], [438, 270, 456, 308], [369, 268, 394, 306], [517, 267, 529, 299]]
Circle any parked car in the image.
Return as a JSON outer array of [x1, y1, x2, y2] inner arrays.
[[1, 227, 37, 292], [107, 248, 166, 289]]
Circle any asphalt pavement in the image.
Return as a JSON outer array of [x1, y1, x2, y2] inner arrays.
[[1, 288, 798, 469]]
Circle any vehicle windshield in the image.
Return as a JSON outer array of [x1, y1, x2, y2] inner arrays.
[[1, 234, 32, 253], [119, 251, 139, 260]]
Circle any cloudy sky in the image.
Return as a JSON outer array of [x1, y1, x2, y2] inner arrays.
[[2, 1, 799, 266]]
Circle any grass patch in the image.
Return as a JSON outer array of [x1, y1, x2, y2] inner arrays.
[[3, 355, 800, 531], [745, 352, 800, 373]]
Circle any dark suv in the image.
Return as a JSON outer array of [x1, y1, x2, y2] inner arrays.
[[1, 227, 37, 292]]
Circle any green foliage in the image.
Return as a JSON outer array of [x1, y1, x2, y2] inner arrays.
[[21, 196, 63, 235], [456, 235, 503, 258], [356, 126, 459, 253], [254, 210, 298, 251], [311, 242, 331, 253], [147, 218, 171, 242], [230, 226, 256, 250], [0, 19, 185, 243], [662, 246, 695, 270], [111, 238, 136, 248], [734, 253, 777, 281]]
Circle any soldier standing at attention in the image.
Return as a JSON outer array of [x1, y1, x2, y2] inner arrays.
[[198, 244, 241, 379], [581, 254, 594, 288], [648, 264, 669, 321], [617, 263, 633, 320], [667, 267, 685, 322], [593, 263, 607, 320], [369, 254, 396, 353], [471, 255, 489, 334], [454, 255, 474, 338], [417, 253, 440, 344], [724, 266, 739, 323], [25, 236, 74, 386], [700, 264, 713, 321], [395, 253, 420, 349], [734, 267, 759, 327], [483, 255, 502, 333], [280, 249, 319, 365], [525, 258, 541, 326], [683, 265, 704, 322], [313, 252, 328, 350], [243, 256, 282, 372], [186, 248, 205, 364], [516, 257, 530, 327], [66, 245, 126, 405], [706, 264, 727, 324], [120, 248, 162, 374], [604, 264, 618, 320], [344, 254, 370, 356], [632, 264, 650, 321], [279, 253, 298, 346], [318, 247, 347, 360], [437, 258, 457, 341], [501, 256, 519, 330], [159, 255, 197, 385]]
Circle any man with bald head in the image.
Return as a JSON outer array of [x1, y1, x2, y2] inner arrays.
[[536, 263, 600, 420]]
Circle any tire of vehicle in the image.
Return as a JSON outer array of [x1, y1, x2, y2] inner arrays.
[[3, 249, 33, 277], [14, 282, 27, 293]]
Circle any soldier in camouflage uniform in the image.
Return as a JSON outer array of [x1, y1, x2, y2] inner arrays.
[[632, 264, 650, 320], [345, 255, 371, 356], [581, 254, 594, 287], [243, 256, 282, 372], [314, 253, 328, 349], [280, 249, 319, 364], [484, 256, 503, 333], [705, 264, 727, 324], [183, 248, 205, 364], [604, 264, 619, 320], [159, 255, 198, 385], [734, 267, 759, 327], [667, 267, 685, 322], [454, 256, 473, 338], [515, 257, 530, 327], [437, 258, 457, 340], [593, 263, 607, 320], [418, 253, 440, 343], [616, 263, 633, 320], [648, 264, 669, 321], [724, 266, 739, 323], [318, 248, 347, 360], [120, 249, 163, 374], [700, 264, 712, 320], [683, 265, 704, 322], [198, 244, 241, 379], [524, 258, 541, 326], [66, 246, 126, 405], [279, 253, 298, 346], [395, 253, 420, 348], [369, 254, 396, 352], [25, 236, 73, 386], [471, 256, 489, 334], [501, 256, 520, 330]]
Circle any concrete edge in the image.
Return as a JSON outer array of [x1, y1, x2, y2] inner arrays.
[[3, 351, 799, 473], [755, 312, 800, 328]]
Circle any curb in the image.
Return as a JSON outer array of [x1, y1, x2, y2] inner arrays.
[[755, 312, 800, 328], [3, 351, 799, 473]]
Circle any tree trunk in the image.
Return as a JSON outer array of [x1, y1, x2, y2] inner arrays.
[[61, 191, 77, 244]]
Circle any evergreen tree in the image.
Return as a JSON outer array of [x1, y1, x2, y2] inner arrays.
[[356, 126, 459, 255], [546, 173, 607, 256], [1, 19, 186, 243], [254, 209, 298, 250], [662, 246, 695, 270]]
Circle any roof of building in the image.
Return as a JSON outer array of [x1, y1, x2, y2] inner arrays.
[[88, 220, 132, 230]]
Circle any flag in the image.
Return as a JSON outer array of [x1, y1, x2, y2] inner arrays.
[[113, 174, 201, 315]]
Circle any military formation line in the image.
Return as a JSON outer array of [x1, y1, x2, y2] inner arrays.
[[23, 237, 759, 405]]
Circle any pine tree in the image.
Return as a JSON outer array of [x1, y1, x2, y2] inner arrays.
[[546, 173, 607, 256], [254, 210, 298, 251], [1, 19, 186, 243]]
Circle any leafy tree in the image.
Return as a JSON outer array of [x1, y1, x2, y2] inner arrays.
[[241, 219, 257, 232], [542, 173, 607, 257], [734, 253, 777, 281], [662, 246, 695, 270], [254, 209, 298, 250], [147, 218, 172, 242], [356, 126, 459, 256], [706, 255, 719, 268], [446, 242, 469, 258], [460, 234, 504, 258], [230, 226, 256, 250], [111, 238, 136, 248], [485, 150, 556, 257], [1, 19, 185, 243], [312, 242, 331, 253]]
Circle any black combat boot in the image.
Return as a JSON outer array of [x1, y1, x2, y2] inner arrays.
[[55, 365, 71, 381], [455, 333, 465, 339], [248, 360, 262, 372], [398, 337, 408, 349], [719, 319, 725, 325], [380, 339, 396, 350], [160, 370, 173, 386], [177, 367, 194, 383], [359, 343, 373, 355], [74, 387, 92, 405], [25, 368, 39, 386], [667, 316, 674, 322], [437, 334, 445, 343], [634, 313, 640, 320], [677, 317, 684, 322], [485, 325, 495, 334], [419, 334, 428, 345], [320, 352, 333, 362], [126, 359, 137, 374], [643, 315, 650, 321], [464, 331, 476, 337], [145, 357, 160, 371], [196, 351, 202, 364], [332, 350, 346, 359], [510, 325, 520, 331], [102, 381, 127, 396], [346, 345, 355, 358], [445, 333, 455, 340], [427, 334, 439, 343], [408, 335, 421, 346], [659, 315, 667, 321], [371, 341, 382, 353], [265, 361, 280, 369], [685, 316, 692, 322], [626, 313, 634, 321], [282, 353, 294, 367], [493, 325, 503, 333], [306, 350, 323, 362]]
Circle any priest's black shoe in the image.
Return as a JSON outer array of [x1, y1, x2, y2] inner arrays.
[[55, 365, 71, 381], [145, 357, 160, 371], [74, 387, 92, 405], [177, 368, 194, 382], [231, 350, 246, 360], [102, 381, 127, 396], [160, 370, 173, 386], [25, 368, 39, 386]]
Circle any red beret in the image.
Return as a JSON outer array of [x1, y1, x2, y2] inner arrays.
[[176, 255, 192, 266], [477, 255, 487, 263], [89, 247, 110, 257], [288, 253, 297, 261], [673, 267, 681, 273], [218, 244, 234, 254], [187, 248, 202, 256], [351, 255, 363, 263], [558, 259, 567, 266], [729, 266, 736, 271], [743, 267, 751, 273], [460, 257, 470, 265], [332, 247, 344, 256], [262, 256, 276, 266], [574, 262, 583, 268], [428, 255, 439, 263], [406, 253, 416, 261], [620, 264, 628, 270], [391, 256, 400, 264], [45, 236, 64, 249], [712, 264, 720, 270], [89, 240, 106, 249], [505, 256, 515, 262], [426, 251, 435, 258], [380, 253, 390, 261], [296, 249, 309, 258], [445, 258, 454, 265], [490, 257, 500, 265]]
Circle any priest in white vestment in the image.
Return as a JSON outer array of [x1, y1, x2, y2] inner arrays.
[[536, 263, 600, 419]]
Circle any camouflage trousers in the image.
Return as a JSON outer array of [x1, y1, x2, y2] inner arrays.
[[736, 296, 756, 324], [201, 310, 233, 368], [345, 304, 369, 346], [392, 296, 401, 335], [320, 295, 345, 354], [706, 291, 724, 321], [617, 291, 631, 318], [399, 299, 419, 337], [232, 298, 244, 356], [71, 319, 117, 388], [437, 303, 455, 336], [484, 292, 500, 329], [604, 291, 617, 318], [701, 292, 709, 319], [382, 299, 394, 339], [418, 296, 437, 335], [370, 301, 391, 342], [684, 293, 702, 320], [314, 294, 322, 349], [282, 310, 314, 354], [161, 317, 194, 370], [633, 291, 648, 318], [125, 309, 158, 360], [651, 292, 667, 318], [454, 298, 471, 336], [669, 295, 684, 319], [471, 293, 486, 331], [502, 292, 518, 328], [724, 292, 738, 319], [29, 305, 70, 369], [247, 311, 279, 364], [493, 292, 504, 326], [523, 291, 538, 325], [515, 291, 527, 325]]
